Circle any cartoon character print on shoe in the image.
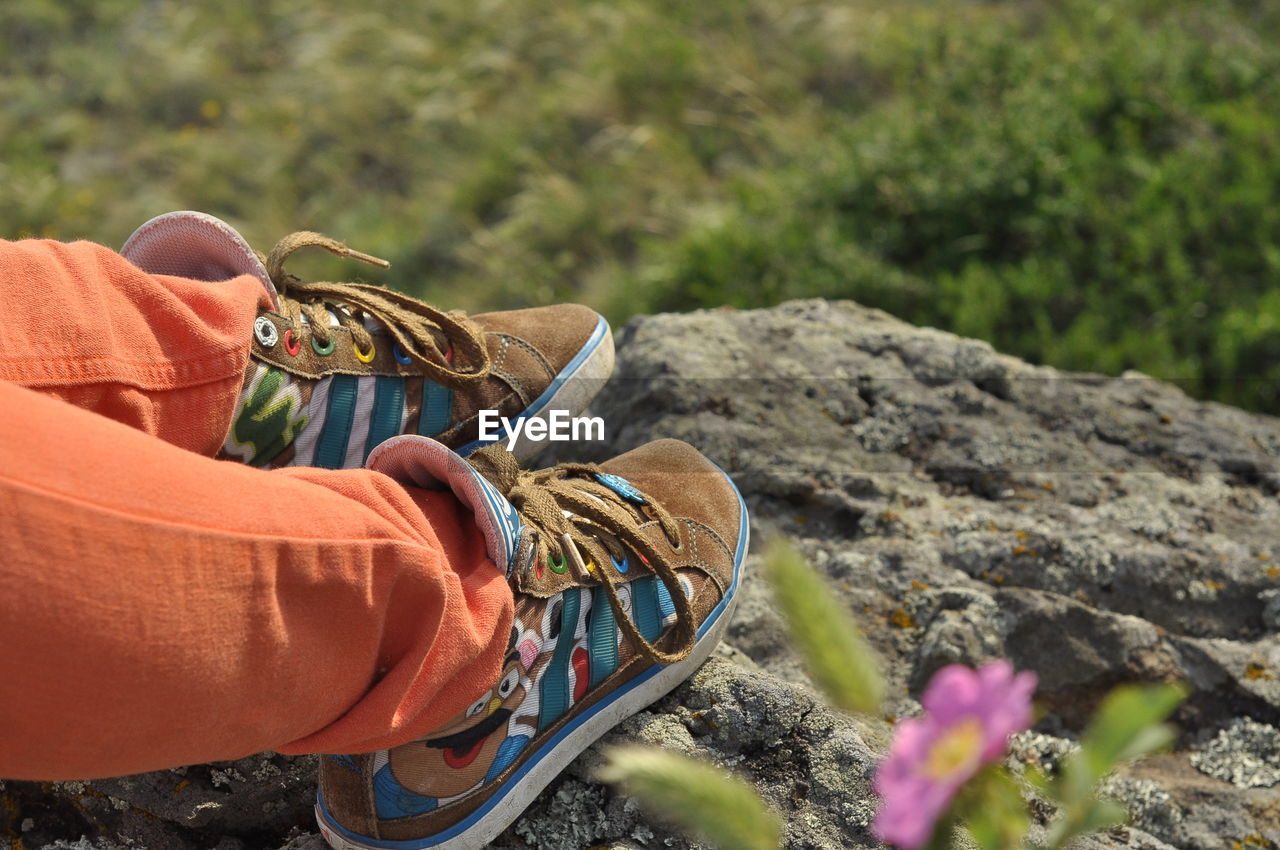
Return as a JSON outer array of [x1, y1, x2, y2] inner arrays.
[[377, 620, 544, 811], [372, 590, 571, 814], [370, 571, 703, 819]]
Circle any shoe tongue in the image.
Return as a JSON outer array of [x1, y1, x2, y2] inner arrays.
[[121, 211, 280, 309], [365, 436, 522, 577]]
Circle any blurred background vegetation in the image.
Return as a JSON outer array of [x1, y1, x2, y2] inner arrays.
[[4, 0, 1280, 410]]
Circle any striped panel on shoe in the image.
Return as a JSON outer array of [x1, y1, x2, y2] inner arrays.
[[291, 374, 332, 466], [631, 577, 663, 643], [341, 378, 378, 470], [314, 375, 358, 470], [538, 588, 582, 733], [587, 585, 619, 688], [363, 376, 406, 462], [418, 380, 453, 438]]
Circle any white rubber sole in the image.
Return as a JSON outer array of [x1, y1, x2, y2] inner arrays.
[[456, 319, 615, 463], [316, 563, 744, 850]]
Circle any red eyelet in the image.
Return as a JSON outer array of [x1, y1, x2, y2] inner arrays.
[[444, 345, 454, 363], [535, 558, 545, 578], [283, 329, 301, 356]]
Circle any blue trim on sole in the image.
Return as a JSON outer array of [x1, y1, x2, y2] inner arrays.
[[455, 314, 608, 456], [317, 463, 748, 850]]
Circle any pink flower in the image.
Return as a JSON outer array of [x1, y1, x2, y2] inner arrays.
[[872, 660, 1037, 849]]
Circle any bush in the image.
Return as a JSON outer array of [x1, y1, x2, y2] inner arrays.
[[642, 0, 1280, 411], [4, 0, 1279, 409]]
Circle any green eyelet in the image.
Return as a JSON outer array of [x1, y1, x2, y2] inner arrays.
[[549, 551, 568, 574], [311, 335, 336, 356]]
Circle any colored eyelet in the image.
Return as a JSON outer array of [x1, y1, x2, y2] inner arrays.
[[393, 343, 413, 365], [637, 552, 650, 566], [354, 341, 376, 363], [549, 551, 567, 574], [283, 329, 301, 356], [253, 316, 279, 348], [444, 345, 454, 363], [535, 558, 545, 578], [611, 553, 629, 574], [311, 335, 336, 356]]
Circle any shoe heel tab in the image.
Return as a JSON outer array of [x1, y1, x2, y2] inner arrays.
[[121, 211, 280, 309], [367, 435, 522, 577]]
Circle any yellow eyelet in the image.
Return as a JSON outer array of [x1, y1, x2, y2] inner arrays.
[[354, 341, 377, 364]]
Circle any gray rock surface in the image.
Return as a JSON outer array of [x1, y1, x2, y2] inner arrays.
[[7, 299, 1280, 848]]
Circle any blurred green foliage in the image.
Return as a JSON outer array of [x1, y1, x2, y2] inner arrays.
[[4, 0, 1279, 409]]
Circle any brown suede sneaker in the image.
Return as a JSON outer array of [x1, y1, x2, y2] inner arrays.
[[314, 436, 749, 850], [121, 212, 614, 467]]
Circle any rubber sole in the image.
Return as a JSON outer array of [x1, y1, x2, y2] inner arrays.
[[316, 470, 749, 850], [455, 316, 615, 462]]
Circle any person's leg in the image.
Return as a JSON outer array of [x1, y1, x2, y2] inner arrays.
[[0, 378, 513, 780], [0, 237, 265, 457]]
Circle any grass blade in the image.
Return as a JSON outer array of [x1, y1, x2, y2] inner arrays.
[[762, 537, 886, 714], [598, 746, 780, 850]]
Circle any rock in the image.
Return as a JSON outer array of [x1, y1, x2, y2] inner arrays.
[[3, 755, 317, 849], [10, 299, 1280, 849], [1190, 718, 1280, 788]]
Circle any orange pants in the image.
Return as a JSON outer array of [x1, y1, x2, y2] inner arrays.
[[0, 239, 514, 780]]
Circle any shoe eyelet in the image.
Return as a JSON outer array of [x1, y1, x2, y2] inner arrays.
[[535, 558, 546, 578], [254, 316, 279, 348], [443, 345, 454, 363], [549, 551, 568, 574], [283, 329, 301, 356], [393, 343, 413, 365], [610, 553, 629, 574], [637, 552, 650, 566], [354, 341, 376, 363], [311, 335, 336, 356]]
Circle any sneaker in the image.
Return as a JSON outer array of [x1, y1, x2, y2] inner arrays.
[[121, 211, 614, 465], [314, 436, 749, 850]]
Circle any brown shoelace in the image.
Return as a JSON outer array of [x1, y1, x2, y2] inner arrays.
[[468, 445, 696, 665], [262, 232, 491, 388]]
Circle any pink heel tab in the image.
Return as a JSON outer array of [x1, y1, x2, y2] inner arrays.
[[121, 211, 280, 310], [367, 435, 522, 578]]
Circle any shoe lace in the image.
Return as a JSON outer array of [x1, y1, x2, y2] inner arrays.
[[467, 445, 696, 666], [262, 232, 491, 388]]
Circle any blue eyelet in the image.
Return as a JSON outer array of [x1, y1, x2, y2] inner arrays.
[[611, 553, 629, 574], [393, 343, 413, 365]]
